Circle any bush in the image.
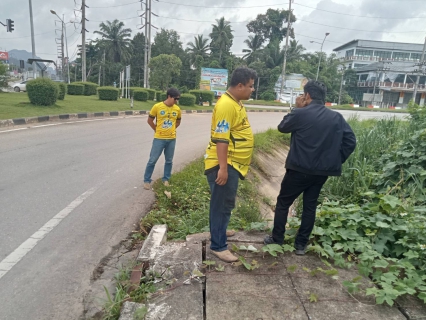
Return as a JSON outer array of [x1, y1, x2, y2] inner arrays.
[[81, 82, 98, 96], [26, 78, 59, 106], [155, 91, 164, 101], [160, 92, 167, 101], [146, 89, 156, 100], [260, 91, 276, 101], [67, 83, 84, 95], [133, 89, 148, 101], [58, 82, 67, 100], [189, 90, 215, 105], [98, 87, 119, 101], [129, 87, 143, 97], [179, 93, 196, 106]]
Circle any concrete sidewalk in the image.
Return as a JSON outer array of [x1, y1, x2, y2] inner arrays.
[[119, 228, 426, 320]]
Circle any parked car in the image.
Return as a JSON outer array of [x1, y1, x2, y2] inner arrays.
[[13, 81, 27, 92]]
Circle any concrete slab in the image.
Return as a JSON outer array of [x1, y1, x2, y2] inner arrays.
[[144, 241, 204, 320], [118, 301, 145, 320], [205, 242, 307, 320], [137, 224, 168, 263], [397, 294, 426, 319], [282, 253, 406, 320]]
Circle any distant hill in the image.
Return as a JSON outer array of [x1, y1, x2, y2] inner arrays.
[[8, 49, 56, 74]]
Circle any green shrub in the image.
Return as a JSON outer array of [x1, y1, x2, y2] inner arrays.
[[189, 90, 215, 105], [67, 83, 84, 95], [129, 87, 144, 97], [98, 87, 119, 101], [26, 78, 59, 106], [155, 91, 164, 101], [146, 89, 156, 100], [160, 92, 167, 101], [58, 82, 67, 100], [81, 82, 98, 96], [133, 89, 148, 101], [179, 93, 196, 106], [260, 91, 276, 101]]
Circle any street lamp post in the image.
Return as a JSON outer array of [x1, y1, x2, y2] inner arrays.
[[311, 32, 330, 81], [50, 10, 70, 83]]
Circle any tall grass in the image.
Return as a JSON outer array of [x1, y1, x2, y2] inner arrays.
[[322, 116, 412, 201]]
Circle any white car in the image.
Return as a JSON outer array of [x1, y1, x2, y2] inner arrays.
[[13, 81, 27, 92]]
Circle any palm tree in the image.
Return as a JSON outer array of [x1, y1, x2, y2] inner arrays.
[[209, 17, 234, 63], [242, 35, 263, 63], [286, 40, 305, 62], [187, 35, 209, 64], [94, 19, 132, 63]]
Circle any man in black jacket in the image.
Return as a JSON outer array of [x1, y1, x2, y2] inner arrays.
[[264, 80, 356, 255]]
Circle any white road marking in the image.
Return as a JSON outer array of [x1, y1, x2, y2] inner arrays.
[[0, 186, 98, 280]]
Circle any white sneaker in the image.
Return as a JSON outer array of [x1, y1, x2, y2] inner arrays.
[[143, 182, 151, 190]]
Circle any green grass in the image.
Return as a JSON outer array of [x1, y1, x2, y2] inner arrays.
[[0, 92, 213, 120], [244, 99, 288, 106]]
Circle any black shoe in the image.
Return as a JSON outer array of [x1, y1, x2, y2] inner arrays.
[[264, 235, 282, 245], [295, 245, 307, 256]]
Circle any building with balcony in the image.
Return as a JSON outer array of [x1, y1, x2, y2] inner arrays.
[[333, 39, 425, 70], [333, 40, 426, 107]]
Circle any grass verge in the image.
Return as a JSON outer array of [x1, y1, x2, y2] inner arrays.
[[0, 92, 213, 120]]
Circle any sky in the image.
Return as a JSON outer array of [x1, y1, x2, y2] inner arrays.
[[1, 0, 426, 62]]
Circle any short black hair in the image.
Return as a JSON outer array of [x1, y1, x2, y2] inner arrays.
[[304, 80, 327, 102], [167, 88, 180, 98], [230, 67, 257, 87]]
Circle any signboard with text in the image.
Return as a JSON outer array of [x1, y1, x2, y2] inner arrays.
[[200, 68, 228, 97]]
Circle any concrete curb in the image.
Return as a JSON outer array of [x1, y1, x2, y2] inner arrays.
[[136, 224, 168, 264], [0, 109, 287, 128]]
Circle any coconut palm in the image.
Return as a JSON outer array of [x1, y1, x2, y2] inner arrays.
[[286, 39, 305, 62], [242, 34, 264, 63], [187, 35, 209, 64], [94, 19, 132, 63], [209, 17, 234, 63]]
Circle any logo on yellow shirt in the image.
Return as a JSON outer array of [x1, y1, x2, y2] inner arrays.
[[215, 120, 230, 133]]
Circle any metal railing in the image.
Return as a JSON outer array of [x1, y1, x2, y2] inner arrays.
[[357, 81, 426, 90]]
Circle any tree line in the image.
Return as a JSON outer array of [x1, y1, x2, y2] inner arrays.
[[70, 8, 355, 103]]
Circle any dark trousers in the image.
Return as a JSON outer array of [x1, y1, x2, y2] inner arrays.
[[272, 169, 328, 249], [206, 165, 240, 252]]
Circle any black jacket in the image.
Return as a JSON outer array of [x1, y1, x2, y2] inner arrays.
[[278, 100, 356, 176]]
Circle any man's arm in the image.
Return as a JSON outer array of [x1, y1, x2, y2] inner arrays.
[[340, 120, 356, 163], [147, 116, 156, 132], [277, 111, 299, 133], [176, 119, 181, 129], [215, 142, 229, 185]]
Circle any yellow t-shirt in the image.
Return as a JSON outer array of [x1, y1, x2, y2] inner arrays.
[[149, 102, 182, 139], [204, 92, 254, 178]]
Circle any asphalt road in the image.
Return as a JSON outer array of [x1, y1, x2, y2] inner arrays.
[[0, 110, 409, 319]]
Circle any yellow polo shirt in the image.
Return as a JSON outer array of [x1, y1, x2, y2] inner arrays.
[[204, 92, 254, 178], [149, 102, 181, 139]]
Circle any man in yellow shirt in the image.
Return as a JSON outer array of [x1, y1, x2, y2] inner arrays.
[[204, 67, 257, 262], [144, 88, 182, 190]]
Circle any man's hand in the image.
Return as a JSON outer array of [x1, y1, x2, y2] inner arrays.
[[215, 166, 228, 185], [295, 94, 308, 108]]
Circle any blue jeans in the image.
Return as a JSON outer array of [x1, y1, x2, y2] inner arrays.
[[144, 138, 176, 183], [207, 165, 240, 252]]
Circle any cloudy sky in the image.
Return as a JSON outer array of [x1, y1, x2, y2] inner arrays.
[[1, 0, 426, 61]]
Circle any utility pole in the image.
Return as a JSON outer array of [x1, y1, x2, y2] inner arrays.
[[147, 0, 152, 88], [279, 0, 292, 101], [256, 77, 260, 100], [413, 36, 426, 104], [81, 0, 87, 82], [28, 0, 37, 78], [60, 20, 65, 81], [142, 0, 148, 88], [338, 67, 345, 106], [63, 14, 70, 84]]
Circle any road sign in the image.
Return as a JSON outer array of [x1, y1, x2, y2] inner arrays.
[[285, 80, 301, 89], [126, 65, 130, 81]]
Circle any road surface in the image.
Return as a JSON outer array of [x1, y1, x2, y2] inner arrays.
[[0, 110, 409, 319]]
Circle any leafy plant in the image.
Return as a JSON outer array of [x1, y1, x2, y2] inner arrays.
[[26, 78, 59, 106], [98, 87, 119, 101]]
